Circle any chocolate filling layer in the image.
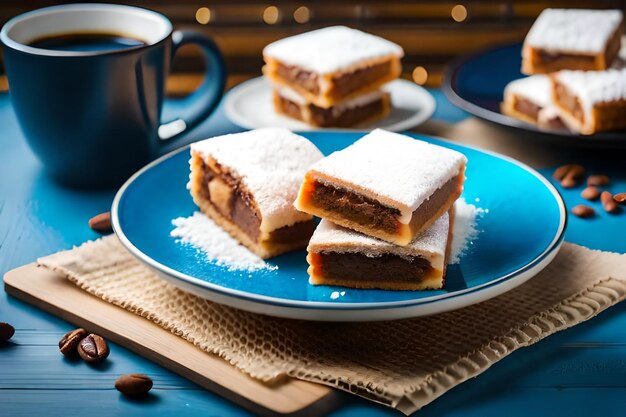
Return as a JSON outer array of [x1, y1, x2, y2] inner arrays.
[[330, 61, 391, 97], [310, 181, 401, 234], [200, 162, 262, 241], [537, 50, 596, 66], [513, 97, 541, 121], [554, 81, 584, 124], [276, 60, 391, 98], [310, 97, 385, 127], [309, 176, 459, 235], [277, 64, 320, 95], [277, 95, 304, 121], [199, 162, 313, 244], [269, 221, 316, 244], [314, 252, 434, 283], [277, 94, 385, 127], [542, 112, 568, 131]]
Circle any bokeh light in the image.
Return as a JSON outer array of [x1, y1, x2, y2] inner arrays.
[[293, 6, 310, 24], [195, 7, 212, 24], [412, 66, 428, 85], [451, 4, 468, 22], [263, 6, 281, 24]]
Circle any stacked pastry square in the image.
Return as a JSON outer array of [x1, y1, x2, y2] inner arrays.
[[189, 128, 466, 291], [263, 26, 404, 128], [296, 129, 467, 290], [189, 128, 323, 259], [502, 9, 626, 134]]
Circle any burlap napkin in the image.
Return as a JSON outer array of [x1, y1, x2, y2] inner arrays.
[[38, 235, 626, 415]]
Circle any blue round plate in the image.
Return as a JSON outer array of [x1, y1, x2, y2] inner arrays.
[[443, 43, 626, 145], [112, 132, 566, 321]]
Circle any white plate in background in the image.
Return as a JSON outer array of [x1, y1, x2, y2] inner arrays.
[[224, 77, 436, 132]]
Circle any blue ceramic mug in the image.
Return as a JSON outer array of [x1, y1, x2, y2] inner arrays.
[[1, 3, 226, 186]]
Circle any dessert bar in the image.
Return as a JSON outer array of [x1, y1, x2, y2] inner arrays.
[[273, 87, 391, 128], [522, 9, 623, 74], [307, 212, 452, 290], [551, 68, 626, 135], [189, 128, 324, 259], [502, 75, 567, 130], [294, 129, 466, 246], [537, 106, 568, 131], [263, 26, 403, 108]]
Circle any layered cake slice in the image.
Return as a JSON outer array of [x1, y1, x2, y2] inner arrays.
[[294, 129, 466, 246], [501, 75, 567, 130], [263, 26, 403, 108], [551, 68, 626, 135], [273, 87, 391, 128], [307, 212, 452, 291], [189, 128, 324, 259], [522, 9, 623, 74]]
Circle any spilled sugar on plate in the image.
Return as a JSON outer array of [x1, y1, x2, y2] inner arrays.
[[170, 198, 485, 275]]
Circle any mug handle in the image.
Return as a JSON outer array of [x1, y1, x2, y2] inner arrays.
[[158, 30, 226, 145]]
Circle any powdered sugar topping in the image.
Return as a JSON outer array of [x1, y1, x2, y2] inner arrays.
[[504, 75, 553, 108], [309, 198, 485, 264], [263, 26, 404, 74], [524, 9, 622, 54], [171, 212, 276, 272], [308, 129, 467, 218], [309, 213, 449, 259], [190, 128, 324, 233], [555, 68, 626, 113]]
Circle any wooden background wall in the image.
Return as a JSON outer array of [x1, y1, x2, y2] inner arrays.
[[1, 1, 624, 95]]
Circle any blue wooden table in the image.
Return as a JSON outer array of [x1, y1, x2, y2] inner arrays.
[[2, 89, 626, 416]]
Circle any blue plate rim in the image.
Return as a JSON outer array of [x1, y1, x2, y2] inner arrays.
[[442, 42, 626, 144], [111, 133, 567, 311]]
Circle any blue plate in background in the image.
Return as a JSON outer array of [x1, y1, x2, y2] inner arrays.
[[443, 43, 626, 145], [112, 132, 566, 321]]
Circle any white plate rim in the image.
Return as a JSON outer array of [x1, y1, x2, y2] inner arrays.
[[223, 77, 437, 132]]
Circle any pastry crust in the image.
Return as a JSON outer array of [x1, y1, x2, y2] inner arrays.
[[296, 170, 463, 246], [262, 26, 403, 108], [501, 97, 539, 125], [521, 9, 623, 75], [272, 89, 391, 128], [264, 55, 401, 108], [550, 69, 626, 135], [294, 130, 466, 246], [306, 213, 452, 291], [307, 273, 445, 291], [189, 128, 323, 259], [191, 183, 311, 259]]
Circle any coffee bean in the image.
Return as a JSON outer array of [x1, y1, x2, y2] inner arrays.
[[553, 164, 585, 188], [572, 204, 595, 218], [614, 193, 626, 205], [0, 322, 15, 342], [552, 164, 579, 180], [77, 334, 109, 363], [88, 212, 113, 234], [560, 176, 578, 188], [587, 174, 610, 186], [115, 374, 153, 396], [601, 191, 619, 213], [58, 328, 88, 356], [581, 186, 600, 201]]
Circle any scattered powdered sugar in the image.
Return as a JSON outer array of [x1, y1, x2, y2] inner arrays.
[[308, 129, 467, 217], [449, 198, 486, 264], [172, 199, 484, 272], [170, 212, 276, 272]]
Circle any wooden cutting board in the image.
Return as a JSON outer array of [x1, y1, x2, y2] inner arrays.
[[3, 263, 337, 416]]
